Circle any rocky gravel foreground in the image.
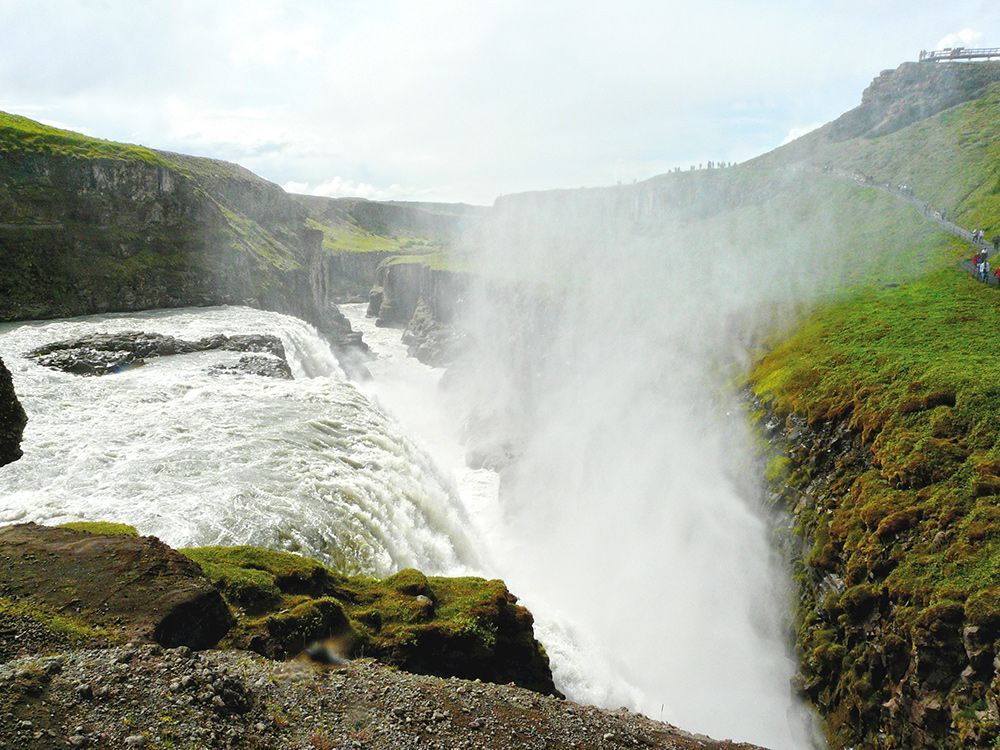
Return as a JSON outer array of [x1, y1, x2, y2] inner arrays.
[[0, 646, 766, 750]]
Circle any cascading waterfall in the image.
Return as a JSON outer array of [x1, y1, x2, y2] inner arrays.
[[435, 194, 830, 749], [0, 306, 480, 576], [342, 303, 651, 711]]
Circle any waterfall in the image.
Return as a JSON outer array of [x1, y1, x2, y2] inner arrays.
[[437, 196, 825, 748]]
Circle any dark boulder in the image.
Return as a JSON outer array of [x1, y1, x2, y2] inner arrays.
[[0, 357, 27, 467], [208, 354, 293, 379], [0, 523, 233, 653]]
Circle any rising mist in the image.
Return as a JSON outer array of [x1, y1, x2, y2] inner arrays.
[[438, 166, 895, 748]]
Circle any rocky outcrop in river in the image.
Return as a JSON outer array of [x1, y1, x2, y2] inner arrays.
[[26, 331, 290, 377], [0, 357, 26, 466], [400, 298, 467, 367], [368, 260, 467, 329]]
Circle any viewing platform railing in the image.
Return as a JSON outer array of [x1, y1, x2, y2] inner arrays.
[[919, 47, 1000, 62]]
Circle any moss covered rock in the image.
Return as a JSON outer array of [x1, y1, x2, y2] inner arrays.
[[181, 546, 560, 695]]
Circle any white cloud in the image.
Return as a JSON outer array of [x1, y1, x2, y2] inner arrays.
[[936, 28, 984, 50], [780, 122, 822, 146], [282, 177, 407, 201]]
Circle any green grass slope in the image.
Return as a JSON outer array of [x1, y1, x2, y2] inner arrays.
[[0, 112, 168, 165], [746, 66, 1000, 749]]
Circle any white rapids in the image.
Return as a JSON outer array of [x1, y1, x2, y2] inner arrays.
[[0, 305, 480, 576], [0, 301, 814, 748]]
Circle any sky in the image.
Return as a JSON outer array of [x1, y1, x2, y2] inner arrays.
[[0, 0, 997, 204]]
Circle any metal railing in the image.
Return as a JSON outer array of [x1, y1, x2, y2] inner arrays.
[[919, 47, 1000, 62]]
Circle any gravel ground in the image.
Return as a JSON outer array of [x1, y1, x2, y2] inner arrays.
[[0, 645, 768, 750]]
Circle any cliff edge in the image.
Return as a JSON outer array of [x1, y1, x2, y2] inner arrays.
[[0, 357, 26, 466]]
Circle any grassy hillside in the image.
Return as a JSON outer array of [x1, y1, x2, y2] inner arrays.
[[746, 66, 1000, 749], [0, 112, 167, 165], [759, 79, 1000, 237], [0, 111, 332, 326]]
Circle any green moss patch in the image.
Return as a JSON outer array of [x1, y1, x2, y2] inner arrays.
[[58, 521, 139, 537], [180, 546, 557, 694]]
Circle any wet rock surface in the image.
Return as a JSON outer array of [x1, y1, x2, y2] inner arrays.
[[27, 331, 290, 377], [208, 354, 293, 380], [401, 298, 467, 367], [0, 646, 766, 750], [0, 356, 27, 466], [0, 524, 233, 656]]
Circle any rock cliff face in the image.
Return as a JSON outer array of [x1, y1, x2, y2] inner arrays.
[[0, 114, 363, 366], [758, 404, 1000, 749], [368, 260, 467, 328], [0, 357, 26, 467], [292, 194, 485, 300], [829, 60, 1000, 140]]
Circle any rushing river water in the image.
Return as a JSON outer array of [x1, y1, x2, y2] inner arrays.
[[0, 306, 478, 575]]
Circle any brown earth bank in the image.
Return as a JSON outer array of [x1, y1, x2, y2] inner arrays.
[[755, 402, 1000, 749], [0, 524, 767, 749]]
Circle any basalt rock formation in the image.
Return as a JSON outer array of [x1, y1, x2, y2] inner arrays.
[[0, 357, 26, 466], [292, 194, 485, 301], [368, 260, 467, 328]]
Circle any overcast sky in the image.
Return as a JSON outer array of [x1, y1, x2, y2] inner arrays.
[[1, 1, 997, 204]]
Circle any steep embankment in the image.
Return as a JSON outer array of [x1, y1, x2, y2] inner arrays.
[[747, 63, 1000, 749], [0, 113, 362, 363], [0, 356, 26, 466]]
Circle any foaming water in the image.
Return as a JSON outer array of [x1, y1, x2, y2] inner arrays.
[[341, 304, 648, 714], [0, 306, 479, 575]]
